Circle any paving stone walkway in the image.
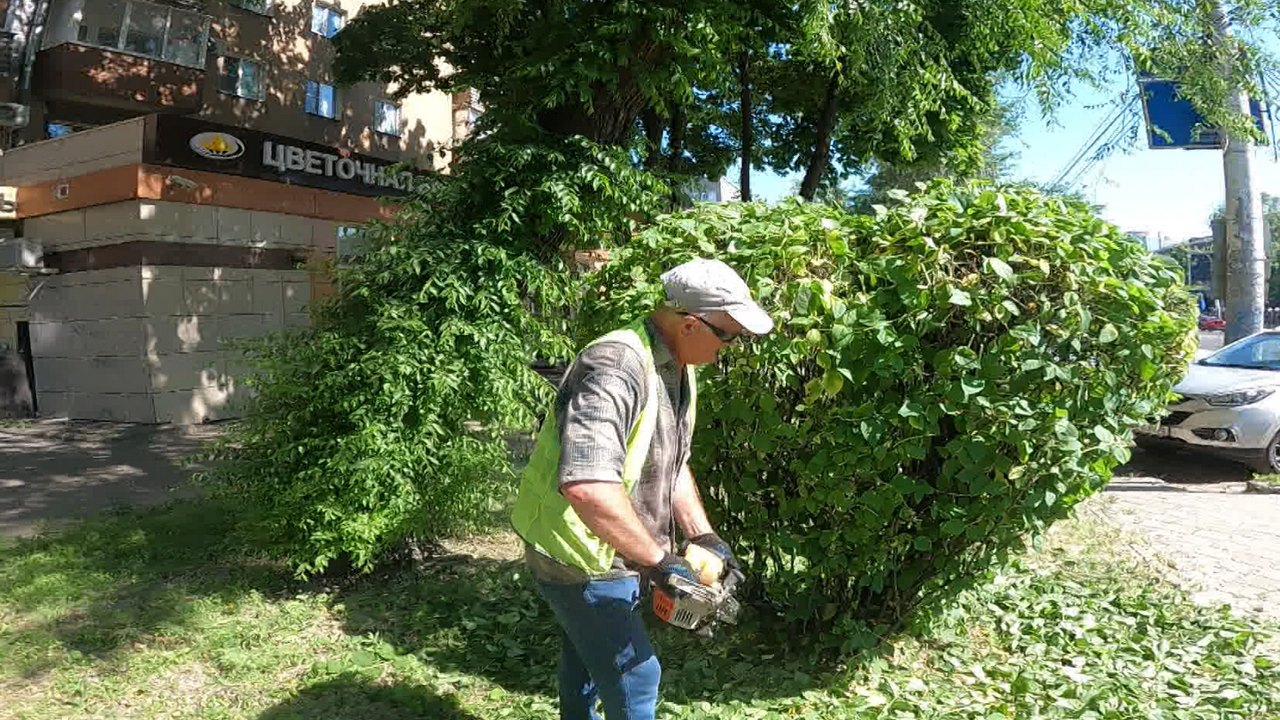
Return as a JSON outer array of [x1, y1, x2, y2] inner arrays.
[[1089, 448, 1280, 621], [0, 419, 216, 537]]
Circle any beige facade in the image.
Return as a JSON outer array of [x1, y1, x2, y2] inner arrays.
[[0, 122, 460, 424], [197, 0, 457, 167], [0, 272, 27, 352], [0, 0, 475, 422], [8, 0, 478, 162]]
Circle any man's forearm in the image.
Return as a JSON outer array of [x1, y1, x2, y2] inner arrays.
[[673, 464, 715, 538], [562, 481, 666, 566]]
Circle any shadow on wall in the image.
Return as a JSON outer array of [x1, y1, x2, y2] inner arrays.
[[204, 1, 446, 170], [139, 264, 312, 425], [33, 44, 205, 120]]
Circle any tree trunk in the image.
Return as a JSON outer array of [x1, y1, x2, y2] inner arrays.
[[799, 75, 840, 201], [667, 104, 687, 174], [738, 50, 753, 202], [640, 107, 666, 170]]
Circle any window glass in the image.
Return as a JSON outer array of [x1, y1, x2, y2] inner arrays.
[[123, 1, 167, 57], [219, 56, 264, 100], [162, 10, 207, 68], [311, 5, 346, 38], [231, 0, 273, 14], [374, 100, 401, 136], [306, 81, 338, 119]]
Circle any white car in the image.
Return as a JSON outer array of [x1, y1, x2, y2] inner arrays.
[[1138, 330, 1280, 473]]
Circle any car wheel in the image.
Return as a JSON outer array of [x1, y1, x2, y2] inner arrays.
[[1248, 430, 1280, 474]]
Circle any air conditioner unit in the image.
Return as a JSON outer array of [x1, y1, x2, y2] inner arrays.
[[0, 238, 43, 271], [0, 103, 29, 129]]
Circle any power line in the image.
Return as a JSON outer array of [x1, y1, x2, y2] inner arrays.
[[1053, 94, 1138, 190], [1060, 107, 1134, 190], [1051, 92, 1136, 189]]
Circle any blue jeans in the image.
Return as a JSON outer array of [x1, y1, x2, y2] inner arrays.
[[536, 575, 661, 720]]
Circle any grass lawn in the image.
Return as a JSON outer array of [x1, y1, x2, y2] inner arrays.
[[1, 497, 1277, 719]]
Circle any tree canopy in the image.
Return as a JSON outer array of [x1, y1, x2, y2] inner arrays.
[[336, 0, 1279, 202]]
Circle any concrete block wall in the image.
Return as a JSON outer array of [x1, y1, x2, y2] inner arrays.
[[24, 200, 342, 254], [29, 265, 312, 423], [0, 273, 29, 353]]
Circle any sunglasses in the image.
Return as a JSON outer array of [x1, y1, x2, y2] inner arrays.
[[684, 313, 740, 344]]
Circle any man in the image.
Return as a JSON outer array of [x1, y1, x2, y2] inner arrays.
[[512, 257, 774, 720]]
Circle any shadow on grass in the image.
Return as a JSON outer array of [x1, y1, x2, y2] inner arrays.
[[257, 675, 481, 720], [331, 556, 866, 706], [1, 495, 861, 707], [0, 497, 293, 678]]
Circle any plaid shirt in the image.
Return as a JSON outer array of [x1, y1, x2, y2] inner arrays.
[[525, 320, 693, 583]]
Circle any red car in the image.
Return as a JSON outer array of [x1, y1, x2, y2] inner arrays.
[[1199, 316, 1226, 332]]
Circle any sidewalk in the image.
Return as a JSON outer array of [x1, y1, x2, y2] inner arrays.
[[0, 420, 218, 538], [1088, 449, 1280, 621]]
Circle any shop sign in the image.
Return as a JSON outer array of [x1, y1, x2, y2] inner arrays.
[[144, 115, 427, 197]]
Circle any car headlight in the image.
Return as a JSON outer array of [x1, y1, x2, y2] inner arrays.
[[1206, 388, 1276, 407]]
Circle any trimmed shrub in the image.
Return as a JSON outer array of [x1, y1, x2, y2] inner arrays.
[[582, 181, 1195, 641]]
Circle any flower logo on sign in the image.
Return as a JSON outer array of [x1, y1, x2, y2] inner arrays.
[[189, 132, 245, 160]]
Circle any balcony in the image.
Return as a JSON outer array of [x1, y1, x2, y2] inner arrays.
[[34, 43, 205, 118], [33, 0, 210, 121]]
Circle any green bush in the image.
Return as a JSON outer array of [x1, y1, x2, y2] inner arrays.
[[583, 181, 1195, 642], [199, 138, 666, 577]]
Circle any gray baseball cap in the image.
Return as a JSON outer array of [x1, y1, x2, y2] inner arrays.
[[660, 258, 775, 335]]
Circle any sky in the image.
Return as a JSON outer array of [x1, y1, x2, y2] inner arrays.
[[744, 35, 1280, 251], [1001, 80, 1280, 249]]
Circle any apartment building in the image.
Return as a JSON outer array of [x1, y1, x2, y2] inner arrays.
[[0, 0, 481, 421]]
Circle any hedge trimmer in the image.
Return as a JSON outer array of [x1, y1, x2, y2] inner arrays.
[[651, 544, 743, 637]]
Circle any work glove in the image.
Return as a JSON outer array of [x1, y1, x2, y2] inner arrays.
[[688, 533, 744, 589], [689, 533, 739, 571], [651, 551, 700, 591]]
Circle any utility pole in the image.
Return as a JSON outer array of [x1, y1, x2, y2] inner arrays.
[[1214, 1, 1267, 343]]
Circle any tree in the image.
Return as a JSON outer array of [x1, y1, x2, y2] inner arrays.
[[208, 0, 1277, 579], [847, 91, 1022, 213], [335, 0, 1276, 201]]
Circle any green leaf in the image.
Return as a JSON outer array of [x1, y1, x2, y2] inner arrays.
[[1099, 324, 1119, 343], [822, 370, 844, 396], [949, 288, 973, 307], [986, 257, 1014, 281]]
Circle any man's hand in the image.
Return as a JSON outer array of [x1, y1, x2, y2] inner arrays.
[[650, 551, 700, 589], [688, 533, 745, 590], [688, 533, 739, 572]]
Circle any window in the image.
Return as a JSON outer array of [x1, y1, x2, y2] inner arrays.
[[53, 0, 209, 70], [374, 100, 401, 137], [305, 81, 338, 119], [311, 4, 346, 38], [218, 56, 264, 100], [162, 10, 207, 67], [123, 1, 166, 56], [336, 226, 368, 265], [230, 0, 274, 14]]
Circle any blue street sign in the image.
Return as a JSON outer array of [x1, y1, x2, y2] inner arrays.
[[1139, 75, 1266, 149]]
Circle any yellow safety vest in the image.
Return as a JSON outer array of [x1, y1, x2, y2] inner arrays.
[[511, 320, 697, 574]]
